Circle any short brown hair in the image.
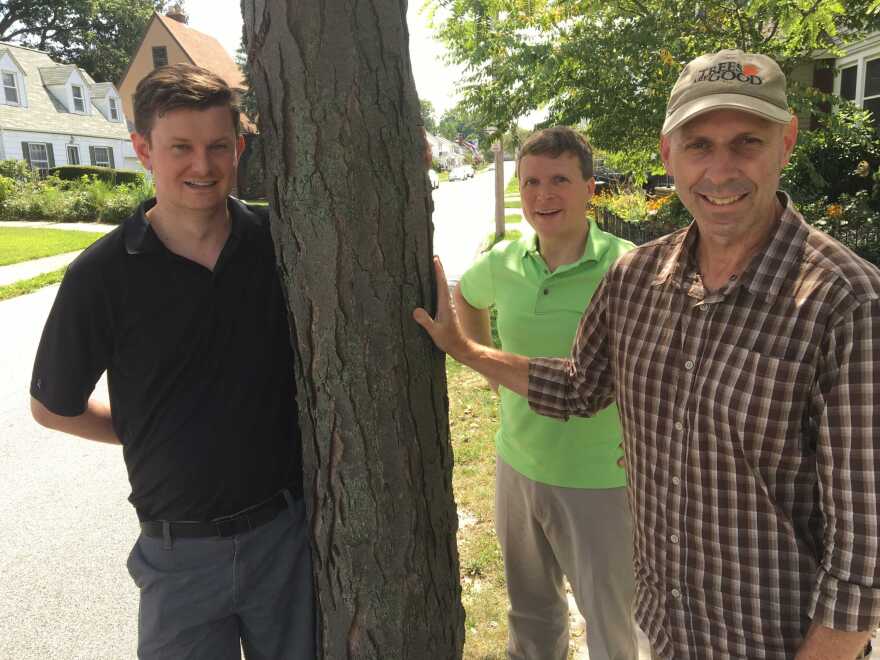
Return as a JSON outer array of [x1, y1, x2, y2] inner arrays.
[[134, 63, 240, 138], [516, 126, 593, 180]]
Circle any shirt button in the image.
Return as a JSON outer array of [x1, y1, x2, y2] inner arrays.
[[674, 421, 683, 431], [671, 588, 682, 599], [543, 288, 550, 295], [684, 360, 694, 370], [670, 534, 680, 544], [671, 476, 681, 486]]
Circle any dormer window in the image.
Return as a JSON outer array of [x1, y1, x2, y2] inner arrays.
[[109, 96, 119, 120], [2, 71, 19, 105], [72, 84, 85, 112]]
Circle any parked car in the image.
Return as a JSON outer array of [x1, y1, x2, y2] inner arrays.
[[461, 164, 475, 178], [448, 166, 468, 182], [428, 169, 439, 189]]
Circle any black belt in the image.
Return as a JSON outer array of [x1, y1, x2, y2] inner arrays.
[[140, 492, 289, 539]]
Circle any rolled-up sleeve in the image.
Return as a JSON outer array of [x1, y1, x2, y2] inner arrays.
[[810, 295, 880, 631], [528, 276, 615, 420]]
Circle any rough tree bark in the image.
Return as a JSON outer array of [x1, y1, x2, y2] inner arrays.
[[242, 1, 465, 658]]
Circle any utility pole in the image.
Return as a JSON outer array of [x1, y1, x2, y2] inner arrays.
[[491, 135, 504, 240]]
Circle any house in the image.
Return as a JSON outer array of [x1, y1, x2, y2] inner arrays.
[[0, 42, 137, 174], [118, 7, 252, 132], [791, 31, 880, 130], [428, 132, 467, 170]]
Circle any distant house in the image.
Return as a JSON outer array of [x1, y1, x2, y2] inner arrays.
[[428, 132, 467, 170], [118, 7, 253, 132], [0, 42, 136, 174]]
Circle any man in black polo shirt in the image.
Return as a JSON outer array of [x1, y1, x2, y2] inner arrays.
[[30, 64, 314, 659]]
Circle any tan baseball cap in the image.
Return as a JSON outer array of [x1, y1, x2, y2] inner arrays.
[[662, 49, 793, 135]]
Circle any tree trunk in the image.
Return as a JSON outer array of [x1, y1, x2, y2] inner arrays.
[[242, 2, 465, 658]]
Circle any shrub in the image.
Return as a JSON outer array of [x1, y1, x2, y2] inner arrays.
[[0, 175, 16, 208], [0, 174, 155, 223], [49, 165, 145, 186], [0, 159, 36, 182], [782, 104, 880, 205], [592, 190, 648, 222]]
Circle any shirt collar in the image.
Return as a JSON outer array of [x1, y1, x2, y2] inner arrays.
[[524, 219, 611, 269], [651, 192, 808, 302], [125, 196, 248, 256]]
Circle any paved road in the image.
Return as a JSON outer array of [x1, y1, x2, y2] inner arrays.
[[0, 286, 138, 659], [432, 164, 519, 283]]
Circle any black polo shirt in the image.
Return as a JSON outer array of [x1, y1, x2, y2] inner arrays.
[[31, 198, 303, 521]]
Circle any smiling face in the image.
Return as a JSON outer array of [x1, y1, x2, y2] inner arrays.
[[132, 104, 244, 219], [660, 108, 797, 248], [519, 152, 595, 244]]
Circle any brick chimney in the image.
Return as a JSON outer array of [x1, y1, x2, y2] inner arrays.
[[166, 3, 188, 24]]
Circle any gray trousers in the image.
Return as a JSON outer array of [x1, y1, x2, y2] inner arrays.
[[495, 456, 637, 660], [127, 497, 315, 660]]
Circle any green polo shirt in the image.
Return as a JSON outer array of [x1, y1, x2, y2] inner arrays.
[[458, 221, 633, 488]]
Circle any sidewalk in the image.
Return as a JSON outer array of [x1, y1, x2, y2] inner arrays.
[[0, 222, 115, 288]]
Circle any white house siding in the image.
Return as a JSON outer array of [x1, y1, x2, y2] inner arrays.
[[1, 129, 142, 171]]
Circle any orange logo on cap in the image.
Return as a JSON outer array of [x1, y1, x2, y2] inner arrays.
[[742, 64, 759, 76]]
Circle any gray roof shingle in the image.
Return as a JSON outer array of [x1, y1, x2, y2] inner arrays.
[[0, 43, 129, 141]]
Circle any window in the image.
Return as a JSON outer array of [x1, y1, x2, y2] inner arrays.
[[865, 58, 880, 130], [24, 143, 52, 176], [152, 46, 168, 68], [109, 97, 119, 120], [2, 72, 18, 104], [67, 145, 80, 165], [840, 65, 857, 101], [72, 84, 85, 112], [91, 146, 113, 168]]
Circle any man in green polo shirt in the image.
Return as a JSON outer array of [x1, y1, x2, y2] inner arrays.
[[454, 126, 636, 660]]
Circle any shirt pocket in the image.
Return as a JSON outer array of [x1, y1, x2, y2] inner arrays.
[[699, 345, 814, 466]]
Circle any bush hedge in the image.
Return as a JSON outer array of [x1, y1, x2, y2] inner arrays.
[[0, 162, 154, 224], [49, 165, 145, 186]]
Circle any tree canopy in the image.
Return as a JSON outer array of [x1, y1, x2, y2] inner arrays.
[[434, 0, 880, 164], [0, 0, 166, 83], [421, 98, 439, 132]]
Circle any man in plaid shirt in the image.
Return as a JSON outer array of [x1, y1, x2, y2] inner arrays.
[[415, 49, 880, 659]]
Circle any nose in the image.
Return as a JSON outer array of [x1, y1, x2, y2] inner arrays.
[[702, 148, 739, 185], [189, 147, 211, 175]]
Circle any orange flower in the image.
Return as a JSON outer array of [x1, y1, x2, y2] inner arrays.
[[826, 204, 843, 218]]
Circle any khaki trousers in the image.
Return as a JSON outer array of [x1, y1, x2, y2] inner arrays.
[[495, 456, 637, 660]]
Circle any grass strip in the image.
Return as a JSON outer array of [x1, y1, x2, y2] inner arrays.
[[447, 360, 509, 657], [505, 177, 519, 195], [503, 199, 522, 209], [0, 227, 104, 266], [505, 213, 521, 224], [0, 266, 67, 301], [480, 228, 522, 252]]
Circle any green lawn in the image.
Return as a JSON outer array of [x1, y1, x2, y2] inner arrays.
[[0, 266, 67, 301], [447, 360, 509, 658], [0, 227, 105, 267], [505, 176, 519, 195], [505, 213, 521, 224], [503, 199, 521, 209]]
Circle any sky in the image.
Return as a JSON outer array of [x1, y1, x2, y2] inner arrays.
[[182, 0, 465, 120]]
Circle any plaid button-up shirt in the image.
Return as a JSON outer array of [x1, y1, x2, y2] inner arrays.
[[529, 194, 880, 659]]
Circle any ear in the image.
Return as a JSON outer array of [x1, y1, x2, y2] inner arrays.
[[235, 134, 246, 161], [659, 134, 674, 177], [780, 115, 798, 167], [131, 132, 152, 171], [585, 176, 596, 202]]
